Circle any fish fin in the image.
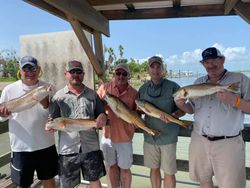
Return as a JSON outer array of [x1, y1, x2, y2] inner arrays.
[[227, 82, 240, 92], [151, 130, 160, 137], [183, 89, 188, 98], [179, 120, 193, 128], [32, 96, 40, 102]]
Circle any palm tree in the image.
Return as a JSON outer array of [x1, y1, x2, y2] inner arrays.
[[118, 45, 124, 60]]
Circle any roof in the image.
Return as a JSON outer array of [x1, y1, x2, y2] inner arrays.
[[24, 0, 250, 36], [23, 0, 250, 80]]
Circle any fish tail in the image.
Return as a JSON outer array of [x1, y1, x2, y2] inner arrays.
[[151, 129, 160, 137], [227, 82, 240, 92], [179, 120, 193, 128]]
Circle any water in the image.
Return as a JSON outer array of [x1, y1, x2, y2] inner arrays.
[[1, 74, 250, 187]]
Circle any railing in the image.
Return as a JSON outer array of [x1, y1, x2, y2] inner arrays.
[[1, 121, 250, 180]]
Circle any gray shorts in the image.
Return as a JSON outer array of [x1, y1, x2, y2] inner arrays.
[[143, 142, 177, 175], [101, 140, 133, 169], [58, 150, 106, 188]]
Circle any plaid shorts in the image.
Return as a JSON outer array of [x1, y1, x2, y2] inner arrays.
[[58, 150, 106, 188]]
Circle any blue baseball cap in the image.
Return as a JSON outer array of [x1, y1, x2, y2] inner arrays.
[[200, 47, 223, 63], [19, 56, 38, 68]]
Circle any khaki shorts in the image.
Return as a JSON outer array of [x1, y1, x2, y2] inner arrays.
[[101, 141, 133, 169], [189, 132, 246, 188], [143, 142, 177, 175]]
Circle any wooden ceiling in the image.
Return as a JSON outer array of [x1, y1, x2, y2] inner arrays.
[[23, 0, 250, 80], [24, 0, 250, 37]]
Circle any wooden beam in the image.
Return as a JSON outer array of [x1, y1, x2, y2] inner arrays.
[[101, 4, 235, 20], [89, 0, 171, 6], [93, 31, 105, 73], [234, 1, 250, 24], [173, 0, 181, 8], [68, 16, 105, 82], [125, 3, 136, 12], [23, 0, 94, 34], [43, 0, 110, 36], [224, 0, 239, 14]]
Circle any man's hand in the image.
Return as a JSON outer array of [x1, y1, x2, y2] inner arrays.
[[0, 106, 11, 117], [96, 113, 107, 128], [216, 90, 237, 106], [160, 113, 170, 123], [45, 117, 55, 133], [40, 96, 49, 109]]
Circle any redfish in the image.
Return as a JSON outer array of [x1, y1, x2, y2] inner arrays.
[[173, 82, 240, 100], [104, 94, 160, 136], [46, 117, 97, 132], [0, 85, 51, 112], [135, 100, 193, 128]]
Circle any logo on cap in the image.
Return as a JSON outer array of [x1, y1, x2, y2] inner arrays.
[[200, 47, 223, 63], [19, 56, 38, 68]]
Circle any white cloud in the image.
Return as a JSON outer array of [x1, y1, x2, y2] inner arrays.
[[166, 43, 249, 66]]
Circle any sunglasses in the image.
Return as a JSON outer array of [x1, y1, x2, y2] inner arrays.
[[115, 71, 128, 77], [22, 66, 38, 72], [69, 69, 83, 75]]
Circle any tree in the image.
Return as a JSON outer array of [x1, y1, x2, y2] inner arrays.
[[118, 45, 124, 59], [0, 49, 19, 79]]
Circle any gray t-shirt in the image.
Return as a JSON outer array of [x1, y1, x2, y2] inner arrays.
[[50, 85, 105, 154]]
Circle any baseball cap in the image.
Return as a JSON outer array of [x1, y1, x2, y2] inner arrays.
[[200, 47, 224, 63], [66, 60, 84, 71], [19, 56, 38, 68], [114, 63, 130, 73], [148, 56, 163, 67]]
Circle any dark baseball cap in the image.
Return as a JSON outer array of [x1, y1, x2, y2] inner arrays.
[[19, 56, 38, 68], [200, 47, 223, 63], [66, 60, 84, 71]]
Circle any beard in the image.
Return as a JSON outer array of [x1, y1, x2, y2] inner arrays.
[[70, 79, 82, 86]]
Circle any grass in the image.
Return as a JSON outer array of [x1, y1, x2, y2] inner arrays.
[[0, 77, 17, 82]]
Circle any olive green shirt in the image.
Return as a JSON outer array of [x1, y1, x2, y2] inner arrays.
[[138, 78, 180, 145]]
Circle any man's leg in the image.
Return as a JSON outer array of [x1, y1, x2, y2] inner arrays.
[[120, 168, 131, 188], [150, 168, 161, 188], [200, 181, 213, 188], [89, 180, 102, 188], [163, 173, 176, 188], [41, 178, 56, 188], [109, 164, 120, 188]]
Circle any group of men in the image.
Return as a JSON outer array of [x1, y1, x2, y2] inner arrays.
[[0, 46, 249, 188]]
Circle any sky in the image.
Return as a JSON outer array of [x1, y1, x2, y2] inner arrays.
[[0, 1, 250, 74]]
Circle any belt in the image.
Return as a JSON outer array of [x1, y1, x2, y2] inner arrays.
[[202, 132, 241, 141]]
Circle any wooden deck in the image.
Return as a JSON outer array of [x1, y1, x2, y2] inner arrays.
[[0, 174, 108, 188]]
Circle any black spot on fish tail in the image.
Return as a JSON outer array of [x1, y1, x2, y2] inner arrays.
[[227, 82, 240, 92], [183, 89, 189, 98]]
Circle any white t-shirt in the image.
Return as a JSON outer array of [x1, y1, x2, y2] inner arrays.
[[0, 80, 55, 152]]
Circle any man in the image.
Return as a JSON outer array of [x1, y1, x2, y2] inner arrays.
[[0, 56, 58, 188], [138, 56, 184, 188], [97, 63, 138, 188], [175, 47, 250, 188], [49, 60, 107, 188]]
